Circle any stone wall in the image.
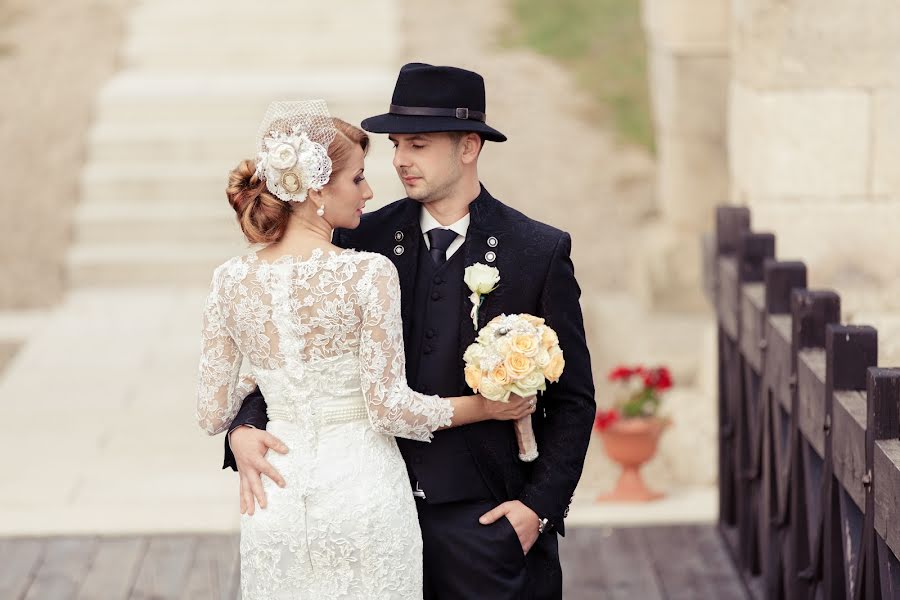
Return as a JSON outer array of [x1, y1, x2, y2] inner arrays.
[[0, 0, 129, 309], [729, 0, 900, 363], [638, 0, 731, 312], [636, 0, 900, 491]]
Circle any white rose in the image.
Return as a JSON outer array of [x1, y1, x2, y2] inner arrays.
[[463, 343, 485, 365], [464, 263, 500, 295], [478, 377, 510, 403], [519, 370, 546, 393], [535, 348, 551, 369], [268, 143, 298, 170]]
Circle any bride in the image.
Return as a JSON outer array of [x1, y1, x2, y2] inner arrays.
[[196, 101, 535, 599]]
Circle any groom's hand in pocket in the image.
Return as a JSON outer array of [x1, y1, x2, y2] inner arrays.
[[479, 500, 540, 554], [229, 426, 288, 515]]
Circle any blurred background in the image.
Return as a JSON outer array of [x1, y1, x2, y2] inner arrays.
[[1, 0, 899, 553]]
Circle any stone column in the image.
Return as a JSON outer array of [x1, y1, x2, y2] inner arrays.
[[729, 0, 900, 357], [638, 0, 731, 311]]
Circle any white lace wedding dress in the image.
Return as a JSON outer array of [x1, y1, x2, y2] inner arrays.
[[196, 248, 454, 599]]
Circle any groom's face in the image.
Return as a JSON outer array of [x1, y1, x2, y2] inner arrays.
[[389, 132, 463, 203]]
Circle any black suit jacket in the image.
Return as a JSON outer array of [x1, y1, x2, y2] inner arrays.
[[222, 185, 595, 534]]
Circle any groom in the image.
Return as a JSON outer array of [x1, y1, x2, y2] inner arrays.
[[225, 63, 595, 599]]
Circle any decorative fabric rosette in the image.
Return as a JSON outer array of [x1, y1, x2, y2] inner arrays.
[[463, 313, 565, 462], [253, 100, 337, 203]]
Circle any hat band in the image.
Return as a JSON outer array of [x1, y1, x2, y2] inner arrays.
[[389, 104, 486, 123]]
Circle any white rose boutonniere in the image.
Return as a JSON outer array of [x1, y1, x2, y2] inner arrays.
[[464, 263, 500, 330]]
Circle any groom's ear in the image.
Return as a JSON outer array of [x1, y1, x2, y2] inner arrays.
[[460, 132, 483, 164]]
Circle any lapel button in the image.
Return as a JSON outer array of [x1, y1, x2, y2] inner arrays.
[[487, 236, 498, 248], [394, 245, 405, 256], [485, 251, 496, 263], [394, 231, 404, 242]]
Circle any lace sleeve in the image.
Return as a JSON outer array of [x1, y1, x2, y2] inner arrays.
[[196, 276, 256, 435], [358, 256, 454, 442]]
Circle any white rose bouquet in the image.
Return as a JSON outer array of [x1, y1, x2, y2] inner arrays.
[[463, 314, 565, 462]]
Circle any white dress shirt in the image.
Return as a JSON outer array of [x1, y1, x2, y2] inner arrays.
[[419, 208, 470, 260]]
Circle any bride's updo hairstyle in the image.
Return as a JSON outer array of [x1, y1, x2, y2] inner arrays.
[[226, 118, 369, 244]]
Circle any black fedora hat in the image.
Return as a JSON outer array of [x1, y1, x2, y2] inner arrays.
[[361, 63, 507, 142]]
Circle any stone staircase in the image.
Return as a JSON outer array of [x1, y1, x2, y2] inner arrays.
[[0, 0, 408, 535], [68, 0, 405, 289]]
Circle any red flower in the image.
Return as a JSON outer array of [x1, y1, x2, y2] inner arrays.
[[642, 367, 673, 391], [594, 409, 620, 431], [607, 365, 642, 382]]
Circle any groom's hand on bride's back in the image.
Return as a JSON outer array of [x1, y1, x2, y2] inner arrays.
[[229, 426, 288, 515]]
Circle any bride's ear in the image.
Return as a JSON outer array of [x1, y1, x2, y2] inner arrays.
[[307, 189, 327, 218]]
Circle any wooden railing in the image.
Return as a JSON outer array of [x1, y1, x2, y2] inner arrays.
[[705, 206, 900, 599]]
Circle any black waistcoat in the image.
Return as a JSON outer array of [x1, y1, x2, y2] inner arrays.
[[395, 236, 492, 504]]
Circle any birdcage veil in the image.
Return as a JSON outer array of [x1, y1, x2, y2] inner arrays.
[[254, 100, 338, 203]]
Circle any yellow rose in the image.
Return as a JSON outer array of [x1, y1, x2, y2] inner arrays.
[[511, 333, 540, 358], [464, 365, 483, 391], [541, 327, 559, 350], [523, 315, 545, 328], [544, 349, 565, 383], [505, 352, 534, 381], [490, 363, 512, 386]]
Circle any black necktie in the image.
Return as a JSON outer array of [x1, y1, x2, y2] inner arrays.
[[427, 228, 459, 266]]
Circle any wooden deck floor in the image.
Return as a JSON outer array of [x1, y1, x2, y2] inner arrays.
[[1, 525, 749, 599]]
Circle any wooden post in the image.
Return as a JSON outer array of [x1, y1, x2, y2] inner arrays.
[[714, 207, 751, 533], [865, 369, 900, 599], [790, 290, 840, 600], [824, 325, 878, 600], [736, 232, 776, 578], [760, 260, 807, 599]]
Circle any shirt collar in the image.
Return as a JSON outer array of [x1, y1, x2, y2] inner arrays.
[[419, 207, 470, 239]]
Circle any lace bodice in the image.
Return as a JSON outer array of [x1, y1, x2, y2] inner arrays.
[[196, 248, 453, 441]]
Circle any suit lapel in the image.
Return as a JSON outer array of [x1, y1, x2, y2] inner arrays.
[[459, 226, 488, 351], [383, 201, 422, 343], [459, 186, 507, 351]]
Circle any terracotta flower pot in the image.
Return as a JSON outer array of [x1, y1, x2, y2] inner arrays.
[[596, 417, 670, 502]]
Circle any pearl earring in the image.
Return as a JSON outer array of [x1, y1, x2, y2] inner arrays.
[[316, 204, 325, 217]]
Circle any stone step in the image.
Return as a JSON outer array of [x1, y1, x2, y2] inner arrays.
[[123, 46, 396, 71], [582, 292, 716, 397], [73, 202, 240, 245], [127, 0, 388, 23], [66, 241, 249, 287], [123, 19, 395, 47], [87, 124, 255, 164], [86, 121, 398, 164], [94, 71, 393, 125], [79, 161, 401, 204]]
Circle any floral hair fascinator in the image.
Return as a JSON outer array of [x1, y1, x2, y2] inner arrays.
[[255, 100, 337, 203]]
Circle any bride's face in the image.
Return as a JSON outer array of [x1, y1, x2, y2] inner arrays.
[[319, 144, 372, 229]]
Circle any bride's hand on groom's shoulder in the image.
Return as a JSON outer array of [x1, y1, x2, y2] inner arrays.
[[229, 426, 288, 515], [480, 393, 536, 421]]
